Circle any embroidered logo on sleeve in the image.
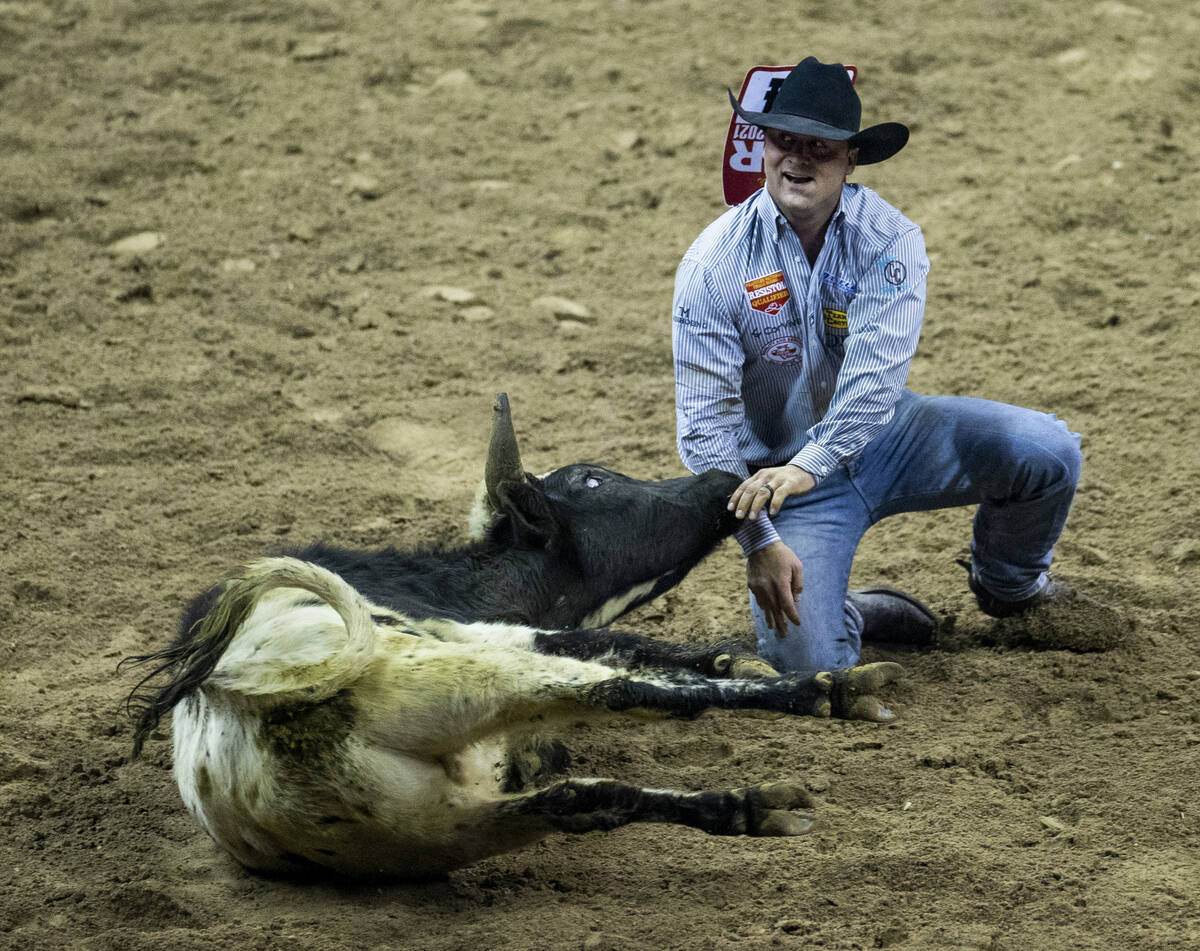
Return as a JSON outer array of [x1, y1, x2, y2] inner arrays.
[[673, 304, 702, 329], [744, 271, 790, 315], [882, 259, 907, 287], [822, 307, 848, 330]]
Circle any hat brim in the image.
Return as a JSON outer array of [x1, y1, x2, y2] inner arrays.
[[728, 90, 909, 165], [847, 122, 909, 165]]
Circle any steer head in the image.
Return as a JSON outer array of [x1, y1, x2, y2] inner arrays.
[[479, 393, 741, 628]]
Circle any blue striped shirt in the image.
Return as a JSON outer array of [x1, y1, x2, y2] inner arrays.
[[672, 183, 929, 553]]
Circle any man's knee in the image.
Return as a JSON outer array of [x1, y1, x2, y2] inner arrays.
[[755, 625, 859, 675], [1027, 414, 1082, 491], [966, 407, 1081, 498]]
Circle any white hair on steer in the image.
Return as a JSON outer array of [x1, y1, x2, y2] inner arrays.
[[466, 470, 554, 542], [580, 576, 664, 628], [123, 395, 903, 880], [466, 479, 496, 542], [200, 559, 376, 701]]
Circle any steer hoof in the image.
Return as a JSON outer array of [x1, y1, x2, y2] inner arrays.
[[713, 652, 780, 680], [758, 811, 814, 836], [831, 662, 904, 722], [749, 781, 814, 810], [741, 782, 815, 836]]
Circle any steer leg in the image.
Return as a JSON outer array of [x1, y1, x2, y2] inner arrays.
[[368, 639, 902, 756], [492, 779, 814, 839], [411, 779, 815, 875], [582, 663, 904, 722], [533, 628, 779, 679]]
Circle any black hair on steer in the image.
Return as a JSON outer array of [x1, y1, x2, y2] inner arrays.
[[123, 394, 902, 880]]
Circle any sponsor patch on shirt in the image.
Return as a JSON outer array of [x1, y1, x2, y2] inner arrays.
[[761, 336, 802, 365], [820, 270, 857, 297], [744, 271, 790, 315], [673, 304, 702, 329], [822, 307, 848, 330], [749, 317, 803, 339]]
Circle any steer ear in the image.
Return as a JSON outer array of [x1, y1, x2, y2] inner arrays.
[[496, 478, 561, 549]]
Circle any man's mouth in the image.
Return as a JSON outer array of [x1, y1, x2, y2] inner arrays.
[[782, 171, 814, 185]]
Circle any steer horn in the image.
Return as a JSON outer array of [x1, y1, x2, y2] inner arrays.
[[485, 392, 526, 508]]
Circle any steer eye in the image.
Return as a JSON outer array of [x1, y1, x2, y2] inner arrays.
[[584, 476, 602, 489]]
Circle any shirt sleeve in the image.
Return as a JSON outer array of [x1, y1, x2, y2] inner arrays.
[[672, 257, 781, 555], [672, 256, 746, 477], [788, 227, 929, 478]]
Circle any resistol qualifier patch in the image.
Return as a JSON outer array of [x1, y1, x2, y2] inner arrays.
[[744, 271, 790, 315]]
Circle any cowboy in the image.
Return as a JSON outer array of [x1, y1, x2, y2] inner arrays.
[[671, 57, 1115, 673]]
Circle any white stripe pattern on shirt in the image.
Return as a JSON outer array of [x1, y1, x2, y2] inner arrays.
[[672, 184, 929, 553]]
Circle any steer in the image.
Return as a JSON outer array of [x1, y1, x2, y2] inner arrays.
[[123, 394, 902, 880]]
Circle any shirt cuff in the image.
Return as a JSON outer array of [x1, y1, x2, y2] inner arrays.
[[734, 514, 781, 555], [789, 444, 842, 481]]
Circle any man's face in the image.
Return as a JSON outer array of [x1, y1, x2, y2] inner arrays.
[[762, 128, 857, 232]]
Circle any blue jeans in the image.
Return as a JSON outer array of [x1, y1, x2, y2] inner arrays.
[[751, 390, 1083, 673]]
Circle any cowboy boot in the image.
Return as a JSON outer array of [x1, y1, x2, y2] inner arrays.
[[963, 567, 1074, 619], [958, 560, 1130, 651], [847, 587, 937, 646], [960, 559, 1124, 619]]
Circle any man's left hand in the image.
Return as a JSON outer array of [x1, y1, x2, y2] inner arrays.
[[728, 465, 817, 520]]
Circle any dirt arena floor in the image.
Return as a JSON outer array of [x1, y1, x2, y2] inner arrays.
[[3, 1, 1199, 948]]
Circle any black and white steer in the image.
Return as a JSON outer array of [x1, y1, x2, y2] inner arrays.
[[124, 395, 902, 880]]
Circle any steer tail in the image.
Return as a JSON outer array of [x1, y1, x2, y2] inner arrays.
[[122, 556, 376, 757]]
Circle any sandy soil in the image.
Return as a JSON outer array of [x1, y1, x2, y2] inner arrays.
[[3, 1, 1200, 948]]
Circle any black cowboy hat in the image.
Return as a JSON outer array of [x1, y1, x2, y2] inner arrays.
[[728, 57, 909, 165]]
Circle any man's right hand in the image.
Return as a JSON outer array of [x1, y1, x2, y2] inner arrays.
[[747, 541, 804, 637]]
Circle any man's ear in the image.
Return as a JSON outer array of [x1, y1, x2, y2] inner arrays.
[[495, 478, 560, 548]]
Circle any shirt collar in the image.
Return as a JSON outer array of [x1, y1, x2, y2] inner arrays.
[[755, 185, 848, 241]]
